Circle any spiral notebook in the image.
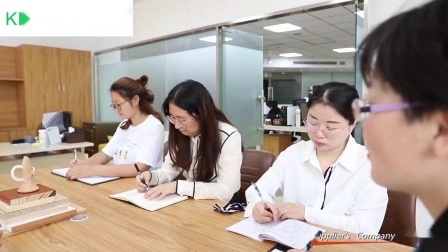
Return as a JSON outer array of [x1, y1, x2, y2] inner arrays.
[[51, 168, 120, 185], [226, 217, 325, 249]]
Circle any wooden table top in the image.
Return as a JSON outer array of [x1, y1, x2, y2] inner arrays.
[[0, 166, 414, 252]]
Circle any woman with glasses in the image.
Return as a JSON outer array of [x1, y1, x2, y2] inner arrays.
[[66, 75, 165, 180], [135, 80, 243, 202], [352, 0, 448, 250], [245, 82, 388, 235]]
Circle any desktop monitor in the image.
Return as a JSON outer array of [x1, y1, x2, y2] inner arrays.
[[292, 98, 307, 106], [42, 111, 72, 132]]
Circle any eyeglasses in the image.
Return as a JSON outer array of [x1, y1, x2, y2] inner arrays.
[[303, 120, 349, 137], [167, 116, 193, 128], [110, 100, 129, 111], [352, 99, 412, 121]]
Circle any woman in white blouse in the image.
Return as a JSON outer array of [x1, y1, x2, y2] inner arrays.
[[245, 82, 388, 235], [136, 80, 243, 202]]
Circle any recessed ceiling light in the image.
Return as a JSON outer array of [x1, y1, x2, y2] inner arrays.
[[263, 23, 302, 33], [333, 47, 356, 53], [279, 53, 302, 57], [199, 36, 232, 43]]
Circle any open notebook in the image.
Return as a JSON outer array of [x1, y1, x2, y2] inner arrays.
[[109, 189, 188, 212], [51, 168, 120, 185], [226, 217, 325, 249]]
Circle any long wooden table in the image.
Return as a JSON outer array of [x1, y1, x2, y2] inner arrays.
[[0, 167, 414, 251]]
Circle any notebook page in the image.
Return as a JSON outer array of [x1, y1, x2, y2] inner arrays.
[[52, 168, 120, 185], [109, 188, 140, 201], [262, 219, 324, 249], [226, 217, 283, 241], [111, 189, 188, 211]]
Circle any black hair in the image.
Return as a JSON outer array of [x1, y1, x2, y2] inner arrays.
[[358, 0, 448, 121], [307, 82, 359, 125], [162, 80, 236, 182], [110, 75, 163, 129]]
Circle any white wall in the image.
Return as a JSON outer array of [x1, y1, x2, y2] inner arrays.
[[364, 0, 434, 238], [0, 0, 346, 52]]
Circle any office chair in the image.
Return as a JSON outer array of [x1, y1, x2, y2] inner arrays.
[[239, 149, 276, 203], [379, 190, 418, 247]]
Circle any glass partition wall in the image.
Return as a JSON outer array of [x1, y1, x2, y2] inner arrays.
[[354, 0, 364, 143], [95, 0, 363, 147], [96, 30, 218, 126], [95, 29, 264, 147]]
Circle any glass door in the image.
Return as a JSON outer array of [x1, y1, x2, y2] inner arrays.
[[218, 27, 264, 148], [354, 0, 365, 144]]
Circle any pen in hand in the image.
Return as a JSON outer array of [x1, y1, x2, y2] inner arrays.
[[134, 164, 150, 191], [251, 181, 273, 214], [74, 149, 78, 164]]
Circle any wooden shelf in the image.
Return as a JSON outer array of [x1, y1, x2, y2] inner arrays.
[[0, 78, 24, 81], [0, 127, 27, 132]]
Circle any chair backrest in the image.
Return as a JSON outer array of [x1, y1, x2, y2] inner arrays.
[[379, 190, 418, 247], [239, 149, 276, 202]]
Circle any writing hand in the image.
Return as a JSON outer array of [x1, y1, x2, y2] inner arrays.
[[253, 201, 278, 223], [135, 171, 151, 192], [144, 182, 176, 200], [277, 202, 305, 221], [66, 166, 92, 180]]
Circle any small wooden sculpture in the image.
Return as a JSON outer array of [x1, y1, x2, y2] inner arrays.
[[10, 156, 39, 193]]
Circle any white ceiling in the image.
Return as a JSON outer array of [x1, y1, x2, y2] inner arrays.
[[233, 3, 358, 60]]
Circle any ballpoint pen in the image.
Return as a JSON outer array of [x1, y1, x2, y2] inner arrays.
[[251, 181, 273, 214], [134, 164, 150, 191], [74, 149, 78, 164]]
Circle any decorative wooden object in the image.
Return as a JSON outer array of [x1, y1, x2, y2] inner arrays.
[[10, 156, 39, 193], [0, 184, 56, 206], [0, 157, 56, 206]]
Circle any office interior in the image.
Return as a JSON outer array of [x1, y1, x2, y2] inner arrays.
[[0, 0, 435, 247]]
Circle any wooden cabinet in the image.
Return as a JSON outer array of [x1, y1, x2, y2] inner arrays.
[[59, 48, 93, 127], [0, 46, 27, 141], [17, 45, 93, 132], [262, 133, 292, 157], [0, 45, 93, 142]]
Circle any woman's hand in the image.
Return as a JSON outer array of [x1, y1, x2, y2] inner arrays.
[[66, 166, 93, 180], [144, 182, 177, 200], [253, 201, 278, 223], [277, 202, 305, 221], [69, 159, 86, 166], [135, 171, 151, 192]]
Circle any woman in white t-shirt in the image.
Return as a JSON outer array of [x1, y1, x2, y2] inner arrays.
[[66, 75, 165, 180], [135, 80, 243, 202], [245, 82, 388, 235]]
